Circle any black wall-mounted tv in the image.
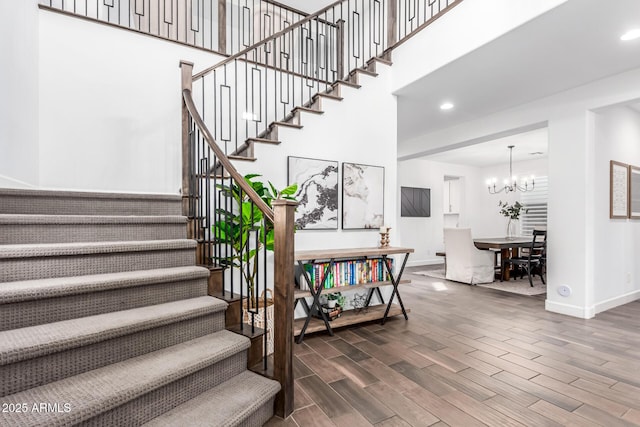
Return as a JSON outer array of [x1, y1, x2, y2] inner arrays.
[[401, 187, 431, 217]]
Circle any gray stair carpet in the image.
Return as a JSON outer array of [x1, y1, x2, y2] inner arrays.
[[143, 370, 280, 427], [0, 331, 252, 426], [0, 188, 280, 426]]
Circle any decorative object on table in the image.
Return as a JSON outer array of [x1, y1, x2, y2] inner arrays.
[[342, 162, 384, 229], [629, 164, 640, 219], [351, 292, 369, 314], [313, 303, 343, 321], [486, 145, 535, 194], [212, 174, 297, 355], [400, 186, 431, 217], [498, 200, 527, 239], [379, 226, 391, 247], [610, 160, 630, 219], [287, 156, 338, 229]]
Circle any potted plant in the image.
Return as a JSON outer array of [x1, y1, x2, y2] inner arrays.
[[212, 174, 297, 307], [498, 200, 527, 239]]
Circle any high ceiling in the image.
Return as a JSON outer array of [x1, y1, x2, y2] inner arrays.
[[396, 0, 640, 161]]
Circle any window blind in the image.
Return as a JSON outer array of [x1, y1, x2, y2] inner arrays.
[[520, 176, 548, 236]]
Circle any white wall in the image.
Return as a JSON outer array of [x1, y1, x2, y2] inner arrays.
[[0, 0, 40, 186], [593, 106, 640, 312], [390, 0, 568, 93], [397, 156, 547, 266]]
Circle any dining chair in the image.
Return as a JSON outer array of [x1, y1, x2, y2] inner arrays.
[[501, 229, 546, 286], [443, 228, 495, 285]]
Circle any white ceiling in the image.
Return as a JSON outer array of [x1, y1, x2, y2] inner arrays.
[[396, 0, 640, 151]]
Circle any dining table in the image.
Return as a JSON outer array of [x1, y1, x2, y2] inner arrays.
[[473, 237, 534, 280]]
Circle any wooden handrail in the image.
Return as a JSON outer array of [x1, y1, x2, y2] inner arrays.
[[182, 88, 275, 224]]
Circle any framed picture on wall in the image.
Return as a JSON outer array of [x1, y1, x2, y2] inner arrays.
[[287, 156, 339, 229], [610, 160, 629, 219], [629, 165, 640, 219], [342, 162, 384, 229]]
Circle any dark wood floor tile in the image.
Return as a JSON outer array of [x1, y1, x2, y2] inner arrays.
[[328, 355, 379, 387], [492, 371, 581, 411], [264, 414, 299, 426], [426, 364, 496, 401], [334, 329, 367, 344], [483, 395, 563, 427], [573, 403, 639, 427], [450, 334, 509, 357], [527, 399, 601, 427], [390, 360, 455, 396], [478, 336, 540, 359], [409, 344, 469, 373], [622, 408, 640, 425], [457, 322, 512, 342], [568, 358, 640, 388], [329, 378, 394, 424], [441, 390, 526, 427], [328, 338, 372, 362], [294, 341, 316, 356], [424, 330, 476, 353], [291, 404, 337, 427], [380, 342, 434, 368], [298, 351, 347, 383], [458, 368, 539, 408], [352, 326, 389, 345], [467, 350, 538, 379], [402, 385, 486, 427], [508, 327, 571, 346], [533, 355, 617, 386], [396, 330, 447, 350], [331, 411, 375, 427], [294, 380, 314, 410], [571, 378, 640, 411], [365, 381, 439, 427], [500, 352, 578, 383], [612, 381, 640, 395], [373, 416, 412, 427], [534, 340, 608, 365], [357, 358, 419, 393], [437, 347, 502, 376], [429, 423, 450, 427], [531, 374, 629, 417], [305, 336, 344, 359], [294, 355, 315, 379], [353, 339, 403, 365], [297, 375, 354, 419]]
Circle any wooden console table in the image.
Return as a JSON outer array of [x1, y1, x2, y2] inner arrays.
[[293, 246, 413, 343]]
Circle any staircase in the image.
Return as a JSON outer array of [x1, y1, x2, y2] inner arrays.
[[0, 188, 280, 426]]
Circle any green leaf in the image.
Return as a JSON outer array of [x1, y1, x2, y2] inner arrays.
[[280, 184, 298, 196]]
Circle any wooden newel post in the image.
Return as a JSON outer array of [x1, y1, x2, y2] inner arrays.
[[387, 0, 397, 49], [180, 60, 194, 237], [272, 199, 297, 419]]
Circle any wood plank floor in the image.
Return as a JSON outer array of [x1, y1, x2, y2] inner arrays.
[[266, 267, 640, 427]]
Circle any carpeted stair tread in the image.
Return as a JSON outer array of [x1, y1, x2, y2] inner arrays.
[[0, 214, 187, 225], [0, 296, 227, 365], [0, 266, 209, 304], [0, 330, 249, 426], [0, 188, 182, 201], [0, 239, 196, 259], [143, 370, 280, 427]]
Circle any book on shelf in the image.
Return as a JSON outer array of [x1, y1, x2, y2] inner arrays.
[[298, 258, 395, 291]]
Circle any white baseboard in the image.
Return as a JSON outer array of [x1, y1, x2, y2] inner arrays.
[[594, 290, 640, 314], [407, 259, 445, 268], [545, 299, 595, 319]]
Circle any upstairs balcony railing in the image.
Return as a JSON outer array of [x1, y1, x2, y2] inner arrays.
[[39, 0, 309, 55]]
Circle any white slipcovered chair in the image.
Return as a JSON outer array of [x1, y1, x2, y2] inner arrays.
[[443, 228, 495, 285]]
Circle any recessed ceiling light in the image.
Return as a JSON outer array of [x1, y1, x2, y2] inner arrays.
[[621, 29, 640, 41], [440, 102, 454, 111]]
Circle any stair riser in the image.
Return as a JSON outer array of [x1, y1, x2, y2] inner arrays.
[[0, 194, 181, 216], [82, 352, 247, 426], [0, 248, 195, 282], [0, 277, 209, 331], [0, 223, 186, 244], [0, 311, 226, 396]]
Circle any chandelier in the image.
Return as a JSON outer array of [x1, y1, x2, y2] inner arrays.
[[486, 145, 535, 194]]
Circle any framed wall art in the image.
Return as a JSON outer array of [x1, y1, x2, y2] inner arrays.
[[342, 162, 384, 229], [287, 156, 339, 229], [629, 164, 640, 219], [401, 186, 431, 217], [610, 160, 629, 219]]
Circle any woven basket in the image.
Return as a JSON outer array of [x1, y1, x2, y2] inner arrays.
[[243, 289, 274, 355]]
